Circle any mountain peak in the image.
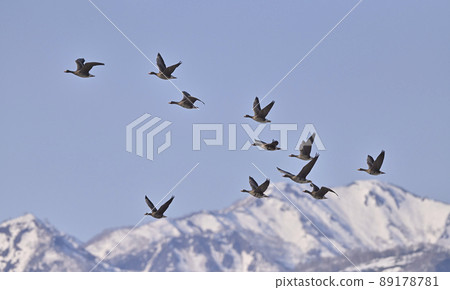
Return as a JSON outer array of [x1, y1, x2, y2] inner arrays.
[[2, 213, 38, 224], [86, 180, 450, 271], [2, 181, 449, 272], [0, 214, 114, 272]]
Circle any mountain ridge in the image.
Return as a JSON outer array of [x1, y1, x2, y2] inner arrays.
[[85, 180, 450, 271], [0, 213, 115, 271], [1, 180, 449, 271]]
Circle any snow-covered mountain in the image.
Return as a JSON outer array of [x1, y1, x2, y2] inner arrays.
[[1, 180, 449, 271], [85, 180, 450, 271], [0, 213, 114, 271]]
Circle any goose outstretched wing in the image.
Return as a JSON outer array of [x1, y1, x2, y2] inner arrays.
[[317, 187, 338, 198], [164, 61, 182, 76], [156, 53, 167, 72], [75, 58, 85, 71], [300, 133, 315, 156], [260, 101, 275, 118], [156, 196, 175, 215], [367, 155, 374, 168], [257, 179, 270, 192], [182, 91, 204, 105], [310, 183, 320, 192], [81, 62, 104, 73], [253, 97, 262, 114], [297, 154, 319, 178], [145, 195, 157, 213], [372, 150, 385, 171], [277, 167, 294, 177], [248, 176, 259, 190]]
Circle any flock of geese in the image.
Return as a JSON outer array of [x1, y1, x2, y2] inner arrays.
[[65, 53, 386, 219]]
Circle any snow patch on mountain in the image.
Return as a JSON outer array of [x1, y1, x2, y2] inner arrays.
[[0, 214, 114, 271], [85, 180, 450, 271], [1, 180, 449, 272]]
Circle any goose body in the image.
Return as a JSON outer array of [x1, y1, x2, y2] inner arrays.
[[303, 183, 337, 199], [144, 195, 175, 219], [277, 153, 319, 184], [169, 91, 204, 109], [241, 176, 270, 198], [290, 133, 315, 160], [149, 53, 181, 80], [64, 58, 104, 78], [244, 97, 275, 123], [358, 150, 385, 175], [252, 139, 281, 151]]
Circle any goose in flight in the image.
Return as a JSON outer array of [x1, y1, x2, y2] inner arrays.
[[303, 183, 337, 200], [144, 195, 175, 219], [289, 133, 316, 160], [244, 97, 275, 123], [277, 153, 319, 184], [358, 150, 385, 175], [241, 176, 270, 198], [169, 91, 205, 109], [64, 58, 104, 78], [149, 53, 182, 80], [252, 139, 281, 151]]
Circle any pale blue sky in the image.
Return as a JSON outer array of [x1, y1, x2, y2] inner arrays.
[[1, 0, 450, 241]]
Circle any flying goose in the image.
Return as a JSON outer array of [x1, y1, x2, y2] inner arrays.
[[169, 91, 205, 109], [64, 58, 104, 78], [277, 153, 319, 184], [241, 176, 270, 198], [303, 183, 337, 200], [289, 133, 316, 160], [244, 97, 275, 123], [144, 195, 175, 219], [252, 139, 281, 151], [149, 53, 182, 80], [358, 150, 385, 175]]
